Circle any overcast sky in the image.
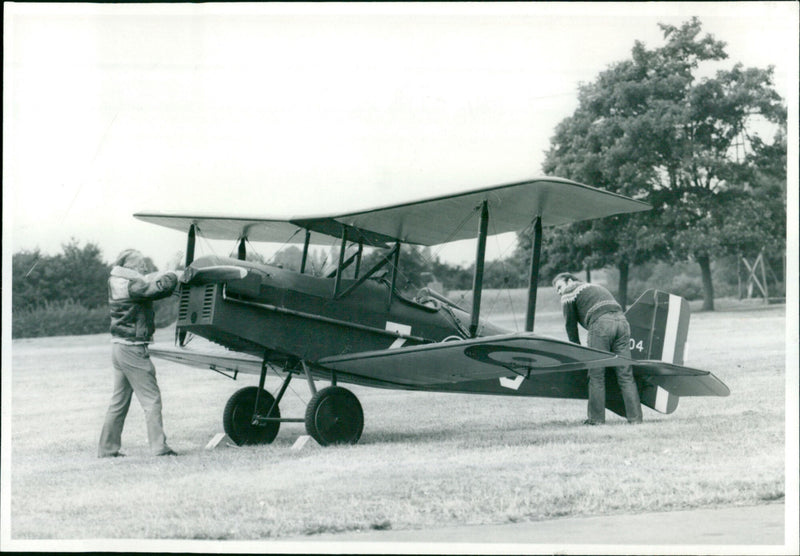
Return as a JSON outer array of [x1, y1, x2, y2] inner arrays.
[[4, 2, 798, 269]]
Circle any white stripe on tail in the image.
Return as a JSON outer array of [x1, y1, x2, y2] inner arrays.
[[661, 294, 682, 363]]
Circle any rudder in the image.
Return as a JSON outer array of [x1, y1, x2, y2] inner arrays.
[[625, 289, 690, 365], [624, 289, 691, 414]]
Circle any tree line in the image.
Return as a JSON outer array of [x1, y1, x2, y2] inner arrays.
[[11, 240, 176, 338]]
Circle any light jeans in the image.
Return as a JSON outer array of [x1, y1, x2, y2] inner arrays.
[[98, 343, 171, 456], [586, 312, 643, 423]]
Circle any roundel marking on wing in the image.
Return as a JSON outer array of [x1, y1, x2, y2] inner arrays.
[[464, 345, 576, 374]]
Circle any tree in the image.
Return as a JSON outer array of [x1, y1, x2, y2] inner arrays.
[[534, 44, 672, 306], [11, 249, 45, 311], [537, 17, 786, 310], [12, 240, 111, 311], [271, 245, 303, 271]]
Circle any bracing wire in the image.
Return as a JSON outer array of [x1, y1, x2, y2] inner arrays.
[[195, 228, 219, 258], [483, 213, 521, 330], [269, 363, 309, 407], [391, 205, 481, 296], [264, 228, 302, 266], [428, 205, 483, 262], [394, 205, 482, 297]]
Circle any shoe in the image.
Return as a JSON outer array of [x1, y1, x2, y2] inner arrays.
[[628, 419, 643, 425], [157, 449, 179, 456], [99, 451, 125, 458], [582, 419, 601, 426]]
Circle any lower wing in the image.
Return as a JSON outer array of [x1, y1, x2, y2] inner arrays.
[[319, 333, 730, 396], [149, 333, 729, 414], [148, 344, 263, 375]]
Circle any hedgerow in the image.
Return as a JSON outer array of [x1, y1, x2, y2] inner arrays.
[[12, 298, 178, 339], [13, 241, 179, 339], [12, 300, 110, 339]]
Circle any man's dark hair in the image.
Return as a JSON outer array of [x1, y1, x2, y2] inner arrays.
[[552, 272, 580, 286]]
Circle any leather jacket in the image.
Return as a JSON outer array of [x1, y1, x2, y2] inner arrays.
[[108, 266, 178, 342]]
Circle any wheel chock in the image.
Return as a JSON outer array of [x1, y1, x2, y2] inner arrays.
[[205, 432, 235, 450], [291, 435, 312, 450]]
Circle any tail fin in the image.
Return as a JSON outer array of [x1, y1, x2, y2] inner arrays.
[[623, 290, 692, 415], [625, 289, 691, 365]]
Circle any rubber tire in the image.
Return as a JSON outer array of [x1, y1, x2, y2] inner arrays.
[[223, 386, 280, 446], [305, 386, 364, 446]]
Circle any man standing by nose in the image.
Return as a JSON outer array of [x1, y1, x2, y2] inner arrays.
[[98, 249, 179, 457], [552, 272, 643, 425]]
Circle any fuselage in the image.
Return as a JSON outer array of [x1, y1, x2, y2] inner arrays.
[[175, 256, 507, 366], [171, 256, 650, 407]]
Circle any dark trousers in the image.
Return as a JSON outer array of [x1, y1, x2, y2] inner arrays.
[[586, 312, 643, 423]]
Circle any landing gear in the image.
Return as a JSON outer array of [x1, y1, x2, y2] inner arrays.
[[223, 386, 281, 445], [221, 357, 365, 447], [305, 386, 364, 446]]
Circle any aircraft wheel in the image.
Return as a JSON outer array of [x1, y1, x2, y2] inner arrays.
[[223, 386, 280, 445], [305, 386, 363, 446]]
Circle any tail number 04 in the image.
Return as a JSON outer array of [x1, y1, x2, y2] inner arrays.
[[629, 338, 645, 353]]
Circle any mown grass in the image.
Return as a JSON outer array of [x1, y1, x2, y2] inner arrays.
[[8, 300, 786, 542]]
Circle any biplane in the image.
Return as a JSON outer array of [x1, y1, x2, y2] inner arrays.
[[135, 177, 729, 446]]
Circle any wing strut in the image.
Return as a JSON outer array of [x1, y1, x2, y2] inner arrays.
[[178, 223, 197, 347], [185, 224, 196, 267], [469, 201, 489, 337], [388, 241, 401, 308], [335, 242, 400, 300], [524, 216, 543, 332], [300, 229, 311, 274], [333, 227, 348, 297]]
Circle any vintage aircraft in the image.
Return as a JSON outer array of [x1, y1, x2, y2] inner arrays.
[[135, 177, 729, 446]]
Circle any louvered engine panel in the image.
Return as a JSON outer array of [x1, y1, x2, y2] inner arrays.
[[176, 284, 218, 325]]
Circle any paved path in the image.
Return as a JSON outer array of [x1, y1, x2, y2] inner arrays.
[[290, 503, 787, 548]]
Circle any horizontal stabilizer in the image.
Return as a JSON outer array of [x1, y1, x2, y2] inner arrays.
[[633, 360, 730, 397], [625, 359, 729, 416]]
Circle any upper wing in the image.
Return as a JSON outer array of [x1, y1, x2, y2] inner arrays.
[[131, 214, 397, 247], [135, 177, 650, 247], [332, 177, 650, 245]]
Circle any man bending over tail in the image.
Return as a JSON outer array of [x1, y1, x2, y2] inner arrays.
[[552, 272, 643, 425]]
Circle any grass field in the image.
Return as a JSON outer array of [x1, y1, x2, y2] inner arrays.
[[7, 296, 787, 543]]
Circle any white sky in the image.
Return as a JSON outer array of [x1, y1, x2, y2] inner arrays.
[[4, 2, 798, 268]]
